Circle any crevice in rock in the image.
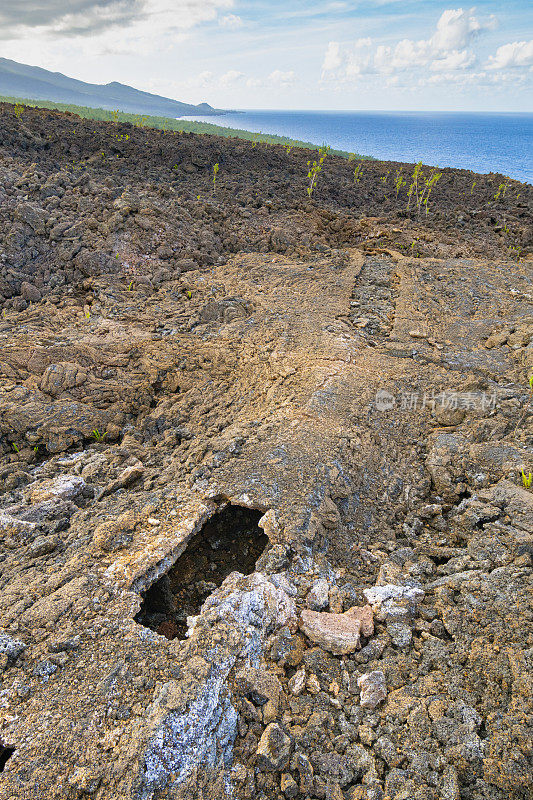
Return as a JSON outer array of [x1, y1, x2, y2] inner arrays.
[[0, 741, 14, 772], [134, 504, 268, 640]]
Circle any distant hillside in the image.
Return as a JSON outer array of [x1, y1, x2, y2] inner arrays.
[[0, 96, 361, 160], [0, 58, 220, 117]]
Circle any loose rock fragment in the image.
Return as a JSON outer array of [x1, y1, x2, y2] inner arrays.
[[288, 667, 306, 696], [299, 607, 366, 654], [306, 578, 330, 610], [0, 633, 27, 661], [363, 584, 424, 623], [97, 463, 144, 499], [281, 772, 299, 798], [256, 723, 291, 771], [357, 670, 387, 709]]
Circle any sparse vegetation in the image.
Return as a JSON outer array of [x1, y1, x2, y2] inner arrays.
[[394, 168, 406, 198], [420, 168, 442, 215], [212, 162, 219, 194], [353, 161, 364, 185], [306, 146, 329, 197], [406, 162, 442, 215], [494, 178, 510, 201], [407, 161, 423, 212]]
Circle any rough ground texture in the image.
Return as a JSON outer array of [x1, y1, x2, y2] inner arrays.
[[0, 103, 532, 800]]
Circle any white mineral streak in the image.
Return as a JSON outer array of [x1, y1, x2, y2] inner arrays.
[[137, 572, 296, 798], [140, 665, 237, 798]]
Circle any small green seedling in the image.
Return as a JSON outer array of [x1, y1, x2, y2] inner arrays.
[[353, 161, 363, 185], [186, 290, 192, 299], [92, 429, 106, 441], [509, 245, 523, 262], [407, 161, 422, 211], [521, 470, 532, 489], [306, 146, 329, 197], [127, 281, 134, 291], [14, 103, 24, 119], [394, 169, 406, 198], [11, 442, 20, 453], [470, 180, 477, 195], [85, 309, 91, 319], [421, 169, 442, 215], [212, 162, 219, 194], [494, 178, 510, 201]]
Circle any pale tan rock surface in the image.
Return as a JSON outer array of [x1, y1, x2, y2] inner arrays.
[[299, 608, 363, 654]]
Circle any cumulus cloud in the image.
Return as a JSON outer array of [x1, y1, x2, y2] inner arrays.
[[322, 7, 498, 82], [322, 42, 343, 73], [0, 0, 235, 40], [430, 49, 476, 72], [430, 7, 496, 52], [268, 69, 296, 86], [487, 40, 533, 69], [219, 69, 246, 87], [219, 14, 243, 29]]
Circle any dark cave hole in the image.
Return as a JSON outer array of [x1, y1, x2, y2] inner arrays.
[[0, 741, 14, 773], [134, 504, 268, 640]]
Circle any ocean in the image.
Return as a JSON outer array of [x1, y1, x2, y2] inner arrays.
[[180, 110, 533, 184]]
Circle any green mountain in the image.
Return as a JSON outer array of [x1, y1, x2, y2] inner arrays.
[[0, 58, 219, 117]]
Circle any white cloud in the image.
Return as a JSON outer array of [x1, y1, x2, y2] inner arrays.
[[322, 42, 343, 72], [322, 7, 497, 83], [430, 7, 496, 52], [487, 40, 533, 69], [430, 49, 476, 71], [219, 69, 246, 87], [268, 69, 296, 86], [219, 13, 242, 29], [1, 0, 235, 44]]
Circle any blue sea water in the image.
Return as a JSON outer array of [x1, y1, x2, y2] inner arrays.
[[180, 110, 533, 184]]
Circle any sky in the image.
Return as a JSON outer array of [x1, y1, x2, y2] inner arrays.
[[0, 1, 532, 111]]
